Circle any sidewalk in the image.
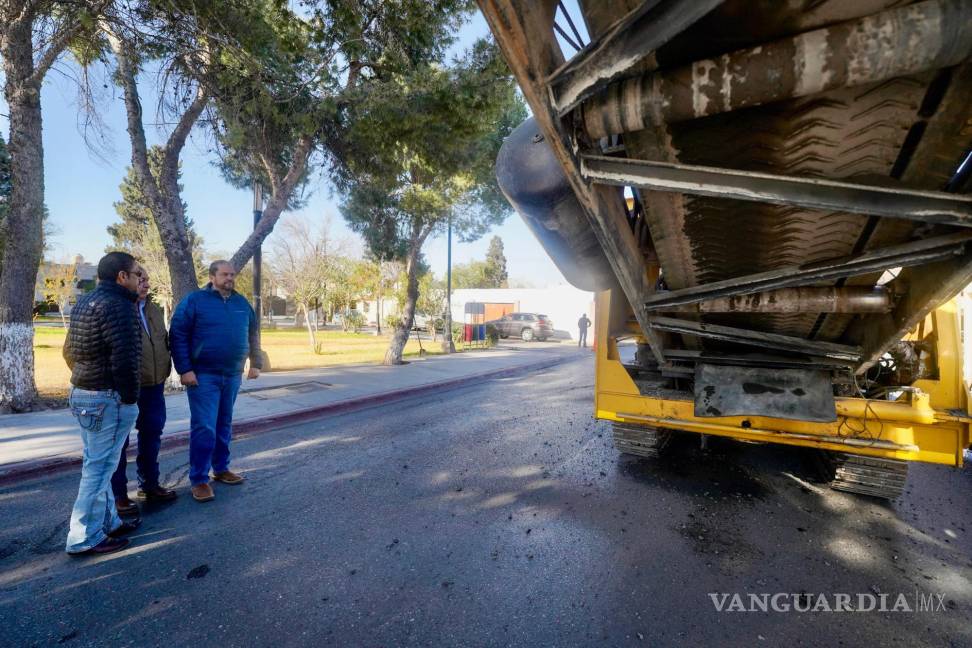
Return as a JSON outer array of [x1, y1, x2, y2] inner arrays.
[[0, 344, 579, 483]]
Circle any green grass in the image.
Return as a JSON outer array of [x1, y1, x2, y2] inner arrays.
[[34, 327, 443, 400]]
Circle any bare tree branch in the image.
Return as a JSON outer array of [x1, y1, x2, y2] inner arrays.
[[162, 82, 209, 176]]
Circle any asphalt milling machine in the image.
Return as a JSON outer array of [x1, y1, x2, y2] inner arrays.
[[482, 0, 972, 499]]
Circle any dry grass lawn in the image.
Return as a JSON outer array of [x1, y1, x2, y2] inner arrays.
[[33, 326, 442, 400], [35, 327, 72, 401], [259, 328, 442, 370]]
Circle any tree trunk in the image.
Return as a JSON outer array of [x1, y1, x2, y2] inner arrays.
[[106, 30, 202, 306], [301, 302, 317, 352], [59, 303, 68, 329], [376, 286, 382, 335], [229, 136, 315, 272], [0, 19, 44, 411], [384, 241, 423, 365]]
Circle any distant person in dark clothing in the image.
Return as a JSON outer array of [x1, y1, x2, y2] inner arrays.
[[62, 252, 143, 555], [577, 314, 592, 348], [111, 266, 177, 515], [170, 260, 262, 503]]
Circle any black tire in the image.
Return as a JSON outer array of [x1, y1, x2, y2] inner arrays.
[[520, 328, 534, 342]]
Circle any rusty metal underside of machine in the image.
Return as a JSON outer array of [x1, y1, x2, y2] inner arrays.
[[478, 0, 972, 378]]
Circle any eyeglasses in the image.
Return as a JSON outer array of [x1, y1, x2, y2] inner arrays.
[[127, 269, 145, 278]]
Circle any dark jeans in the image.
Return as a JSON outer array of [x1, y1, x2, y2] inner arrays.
[[187, 372, 243, 485], [578, 329, 588, 347], [111, 382, 167, 498]]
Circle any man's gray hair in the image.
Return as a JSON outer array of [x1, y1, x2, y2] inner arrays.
[[209, 260, 234, 276]]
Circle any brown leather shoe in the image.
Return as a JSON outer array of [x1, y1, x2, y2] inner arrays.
[[70, 536, 130, 556], [191, 483, 215, 502], [212, 470, 245, 485], [136, 485, 178, 502], [115, 496, 139, 516]]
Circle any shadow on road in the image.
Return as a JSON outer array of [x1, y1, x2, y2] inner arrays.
[[0, 357, 969, 646]]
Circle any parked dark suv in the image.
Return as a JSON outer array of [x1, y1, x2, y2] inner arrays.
[[487, 312, 554, 342]]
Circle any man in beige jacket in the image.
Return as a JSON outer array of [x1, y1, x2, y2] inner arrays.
[[111, 266, 178, 515]]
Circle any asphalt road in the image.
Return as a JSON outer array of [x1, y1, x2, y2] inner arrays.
[[1, 356, 970, 647]]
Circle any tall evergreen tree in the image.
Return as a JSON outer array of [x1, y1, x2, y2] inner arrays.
[[107, 147, 203, 319], [336, 39, 525, 364], [484, 235, 508, 288]]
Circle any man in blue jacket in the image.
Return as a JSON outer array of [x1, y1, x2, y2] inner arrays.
[[170, 260, 262, 502]]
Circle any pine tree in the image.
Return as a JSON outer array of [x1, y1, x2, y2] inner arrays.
[[336, 39, 525, 364], [484, 236, 508, 288], [107, 146, 203, 318]]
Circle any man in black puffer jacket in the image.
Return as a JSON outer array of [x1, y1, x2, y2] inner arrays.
[[62, 252, 143, 555]]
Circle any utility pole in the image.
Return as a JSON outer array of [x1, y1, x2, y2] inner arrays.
[[442, 215, 456, 353], [252, 183, 263, 322]]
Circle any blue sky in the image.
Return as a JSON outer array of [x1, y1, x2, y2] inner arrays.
[[2, 6, 590, 287]]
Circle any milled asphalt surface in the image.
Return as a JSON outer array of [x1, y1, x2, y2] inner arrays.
[[1, 355, 970, 647]]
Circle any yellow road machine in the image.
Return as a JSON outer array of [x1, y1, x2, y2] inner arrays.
[[483, 0, 972, 498]]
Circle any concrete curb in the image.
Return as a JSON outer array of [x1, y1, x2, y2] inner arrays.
[[0, 354, 570, 486]]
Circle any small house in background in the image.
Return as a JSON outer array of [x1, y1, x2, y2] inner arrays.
[[33, 255, 97, 315]]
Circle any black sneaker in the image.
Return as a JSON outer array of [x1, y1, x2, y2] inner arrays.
[[136, 486, 178, 502], [108, 518, 142, 538]]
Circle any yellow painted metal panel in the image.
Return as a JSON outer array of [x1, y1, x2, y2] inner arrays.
[[593, 290, 971, 467]]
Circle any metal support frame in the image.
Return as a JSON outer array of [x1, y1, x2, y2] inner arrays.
[[480, 0, 972, 382], [647, 316, 862, 362], [850, 250, 972, 373], [643, 232, 972, 310], [581, 155, 972, 227], [581, 0, 972, 138], [663, 287, 891, 314], [596, 291, 970, 467], [477, 0, 668, 364], [548, 0, 724, 115], [663, 349, 850, 372], [849, 64, 972, 373]]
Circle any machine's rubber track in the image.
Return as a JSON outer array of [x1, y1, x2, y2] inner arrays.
[[828, 453, 909, 500], [612, 422, 672, 459]]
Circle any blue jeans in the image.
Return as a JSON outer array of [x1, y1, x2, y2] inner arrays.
[[65, 388, 138, 553], [187, 373, 242, 485], [111, 383, 167, 497]]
